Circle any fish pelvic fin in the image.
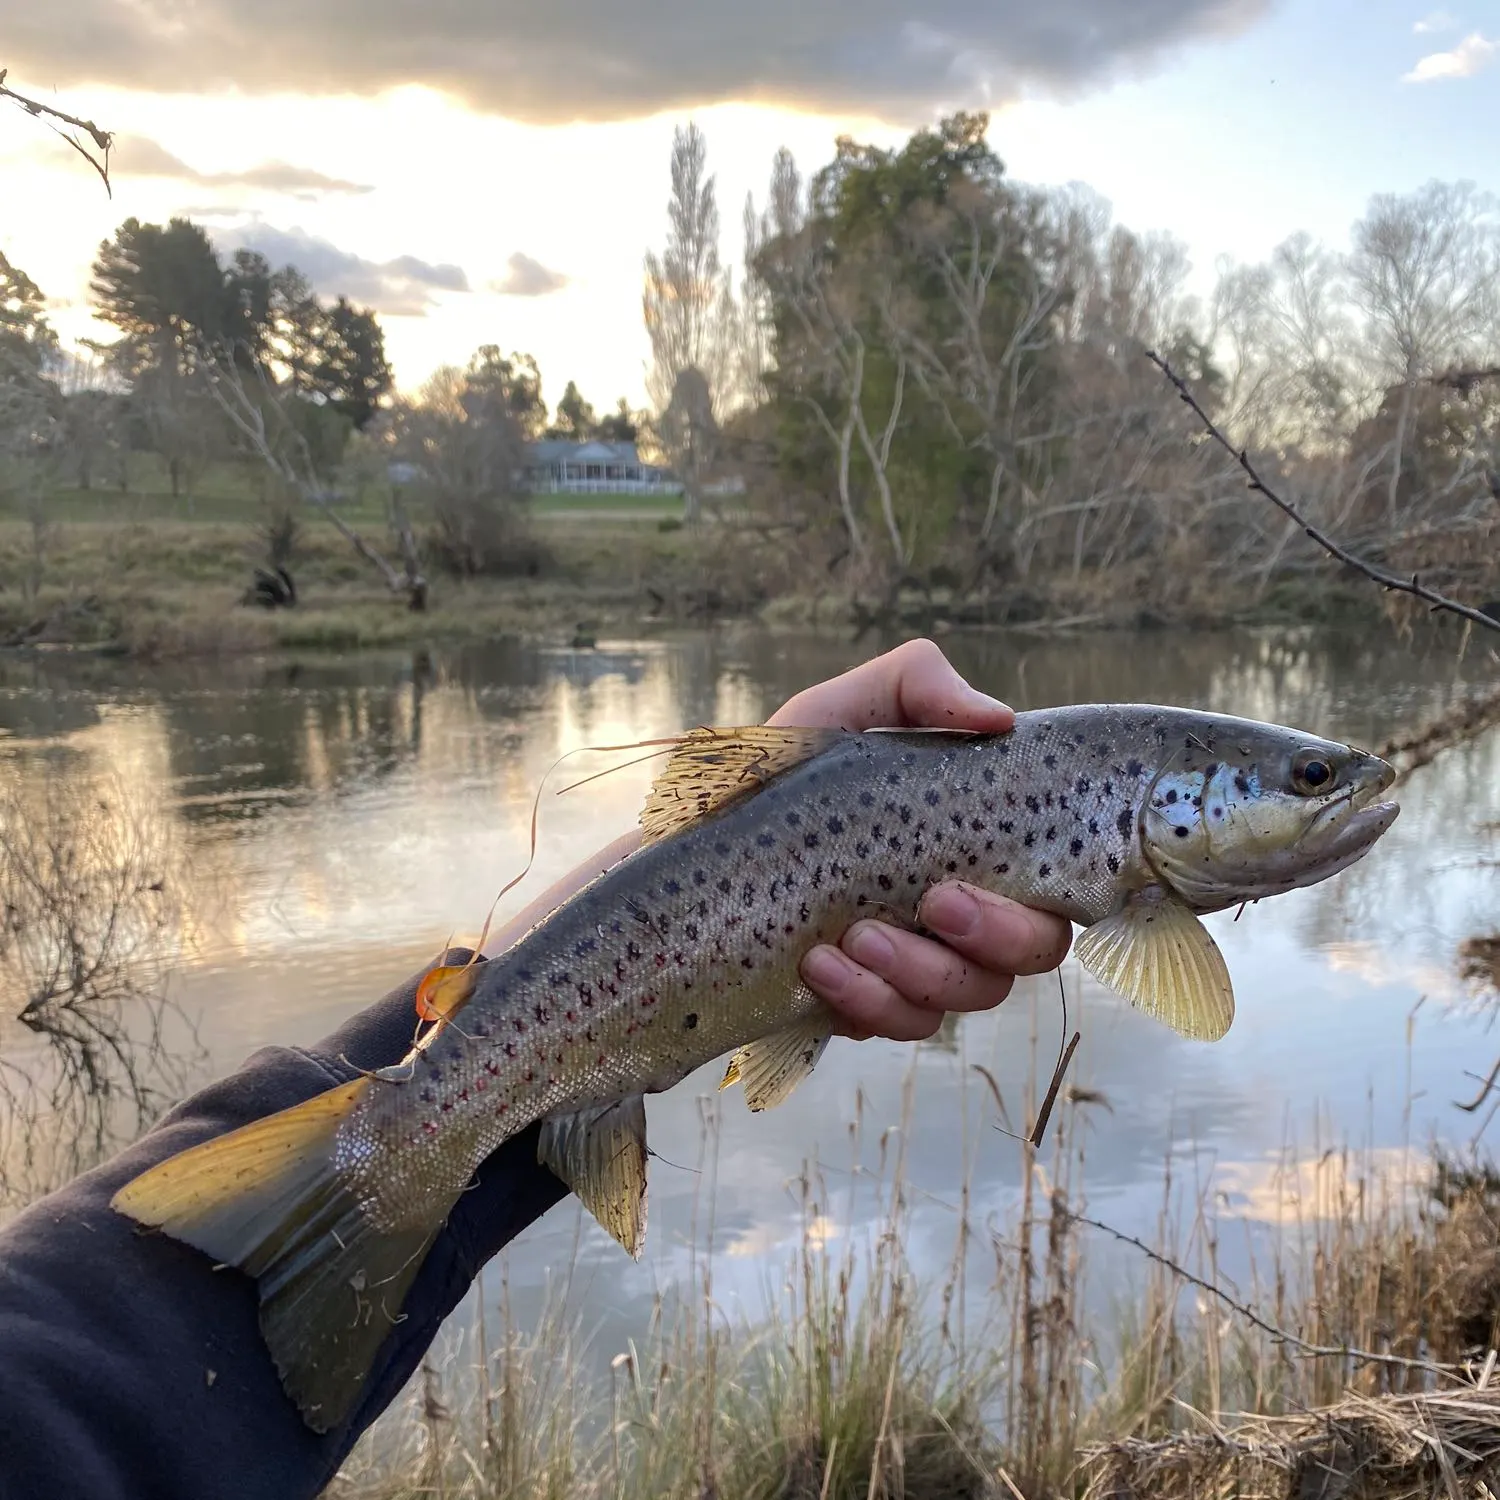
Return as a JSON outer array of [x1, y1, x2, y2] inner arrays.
[[111, 1077, 451, 1434], [721, 1004, 835, 1111], [1074, 887, 1235, 1042], [537, 1094, 649, 1258], [640, 725, 844, 844]]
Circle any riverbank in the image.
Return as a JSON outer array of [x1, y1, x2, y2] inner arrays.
[[1, 494, 1407, 662], [327, 1128, 1500, 1500]]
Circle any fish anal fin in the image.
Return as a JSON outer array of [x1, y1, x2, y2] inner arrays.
[[537, 1095, 649, 1259], [111, 1077, 457, 1433], [640, 726, 843, 844], [721, 1003, 835, 1111], [1074, 888, 1235, 1042]]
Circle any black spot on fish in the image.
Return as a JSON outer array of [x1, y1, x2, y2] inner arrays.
[[924, 788, 941, 806], [1073, 733, 1086, 746], [1088, 818, 1099, 836], [1127, 759, 1145, 778], [1234, 774, 1250, 795], [1103, 780, 1115, 797], [1024, 831, 1037, 848], [684, 1012, 698, 1029], [1043, 753, 1057, 769], [804, 831, 821, 849], [786, 811, 801, 827], [549, 971, 571, 987], [900, 752, 916, 767], [1203, 763, 1219, 779], [517, 966, 533, 983], [1026, 795, 1041, 813], [1046, 825, 1057, 841], [626, 942, 642, 960], [663, 880, 681, 897], [718, 878, 732, 895], [982, 766, 997, 784], [878, 874, 893, 890], [1175, 826, 1190, 839], [757, 832, 774, 848], [996, 861, 1010, 874], [945, 860, 958, 873], [1107, 853, 1121, 874], [574, 937, 597, 957], [999, 819, 1014, 834], [694, 870, 707, 887], [1075, 776, 1091, 795], [860, 790, 875, 807], [1165, 788, 1178, 804], [971, 818, 986, 832], [533, 1004, 550, 1024], [827, 815, 845, 834], [1117, 810, 1132, 836], [1039, 862, 1051, 878], [1070, 838, 1084, 856], [685, 923, 699, 940], [856, 840, 870, 858]]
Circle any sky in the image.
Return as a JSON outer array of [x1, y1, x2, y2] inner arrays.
[[2, 0, 1496, 411]]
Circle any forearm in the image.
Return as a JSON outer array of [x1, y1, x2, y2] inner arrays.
[[0, 953, 567, 1500]]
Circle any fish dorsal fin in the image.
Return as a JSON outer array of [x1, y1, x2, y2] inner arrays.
[[720, 999, 837, 1111], [1074, 888, 1235, 1042], [640, 726, 843, 845], [536, 1095, 649, 1258]]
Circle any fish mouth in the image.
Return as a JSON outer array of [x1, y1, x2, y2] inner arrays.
[[1302, 757, 1400, 866]]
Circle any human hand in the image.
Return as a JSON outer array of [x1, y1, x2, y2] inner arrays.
[[768, 638, 1074, 1042]]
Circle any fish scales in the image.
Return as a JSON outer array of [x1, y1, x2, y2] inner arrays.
[[111, 702, 1401, 1433], [333, 707, 1277, 1226]]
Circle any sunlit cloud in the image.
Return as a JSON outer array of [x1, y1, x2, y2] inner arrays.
[[213, 222, 471, 315], [110, 135, 374, 196], [490, 251, 570, 298], [1402, 31, 1497, 81], [1413, 8, 1458, 33]]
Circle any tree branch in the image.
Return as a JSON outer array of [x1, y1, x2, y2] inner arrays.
[[0, 67, 112, 196], [1148, 349, 1500, 634]]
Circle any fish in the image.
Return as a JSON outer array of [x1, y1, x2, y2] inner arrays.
[[111, 706, 1399, 1431]]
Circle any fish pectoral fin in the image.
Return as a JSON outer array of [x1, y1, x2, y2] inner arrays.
[[537, 1095, 649, 1259], [640, 725, 844, 844], [110, 1076, 453, 1434], [721, 1005, 835, 1111], [1074, 889, 1235, 1042]]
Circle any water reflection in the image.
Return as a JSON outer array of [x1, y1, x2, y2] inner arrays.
[[0, 625, 1496, 1370]]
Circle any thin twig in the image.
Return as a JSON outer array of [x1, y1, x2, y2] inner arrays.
[[1147, 350, 1500, 634], [0, 67, 112, 195], [1063, 1208, 1466, 1380]]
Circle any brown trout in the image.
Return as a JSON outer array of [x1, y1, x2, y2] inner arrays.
[[113, 707, 1398, 1429]]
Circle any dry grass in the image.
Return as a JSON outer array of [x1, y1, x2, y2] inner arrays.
[[320, 1029, 1500, 1500]]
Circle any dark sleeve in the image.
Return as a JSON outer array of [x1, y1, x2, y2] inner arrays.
[[0, 950, 569, 1500]]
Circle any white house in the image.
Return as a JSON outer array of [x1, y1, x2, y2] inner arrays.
[[523, 440, 680, 495]]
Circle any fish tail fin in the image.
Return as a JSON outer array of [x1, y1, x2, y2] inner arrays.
[[111, 1077, 450, 1433]]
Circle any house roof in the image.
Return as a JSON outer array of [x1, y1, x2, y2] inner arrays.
[[527, 439, 642, 466]]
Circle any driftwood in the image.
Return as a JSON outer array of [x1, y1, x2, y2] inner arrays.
[[1083, 1385, 1500, 1500]]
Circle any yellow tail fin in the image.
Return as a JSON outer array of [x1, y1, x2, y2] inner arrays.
[[112, 1078, 457, 1433]]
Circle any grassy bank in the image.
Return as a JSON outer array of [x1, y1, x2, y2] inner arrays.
[[326, 1084, 1500, 1500], [1, 463, 1415, 661]]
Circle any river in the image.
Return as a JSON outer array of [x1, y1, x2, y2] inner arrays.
[[2, 624, 1497, 1397]]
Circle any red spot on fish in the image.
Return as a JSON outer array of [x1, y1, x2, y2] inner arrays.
[[485, 1060, 501, 1075], [475, 1078, 487, 1092], [655, 952, 667, 968], [566, 1009, 576, 1022], [596, 1051, 606, 1066], [421, 1121, 439, 1135]]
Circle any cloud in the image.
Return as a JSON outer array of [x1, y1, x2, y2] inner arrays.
[[490, 252, 569, 297], [1402, 30, 1497, 81], [30, 133, 372, 195], [1412, 8, 1456, 33], [112, 136, 374, 195], [8, 0, 1271, 124], [213, 224, 470, 315]]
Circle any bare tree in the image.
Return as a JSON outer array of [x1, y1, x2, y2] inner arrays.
[[1347, 180, 1500, 526], [643, 121, 741, 521], [203, 349, 428, 609], [0, 66, 113, 193]]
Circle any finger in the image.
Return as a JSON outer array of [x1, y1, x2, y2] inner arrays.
[[918, 882, 1074, 976], [840, 921, 1015, 1014], [768, 638, 1013, 734], [800, 945, 943, 1042]]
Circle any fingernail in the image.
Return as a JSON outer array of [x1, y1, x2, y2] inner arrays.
[[802, 946, 853, 994], [846, 923, 895, 970], [922, 884, 981, 938], [963, 685, 1009, 715]]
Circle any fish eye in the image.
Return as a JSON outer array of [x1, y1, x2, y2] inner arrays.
[[1291, 751, 1334, 794]]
